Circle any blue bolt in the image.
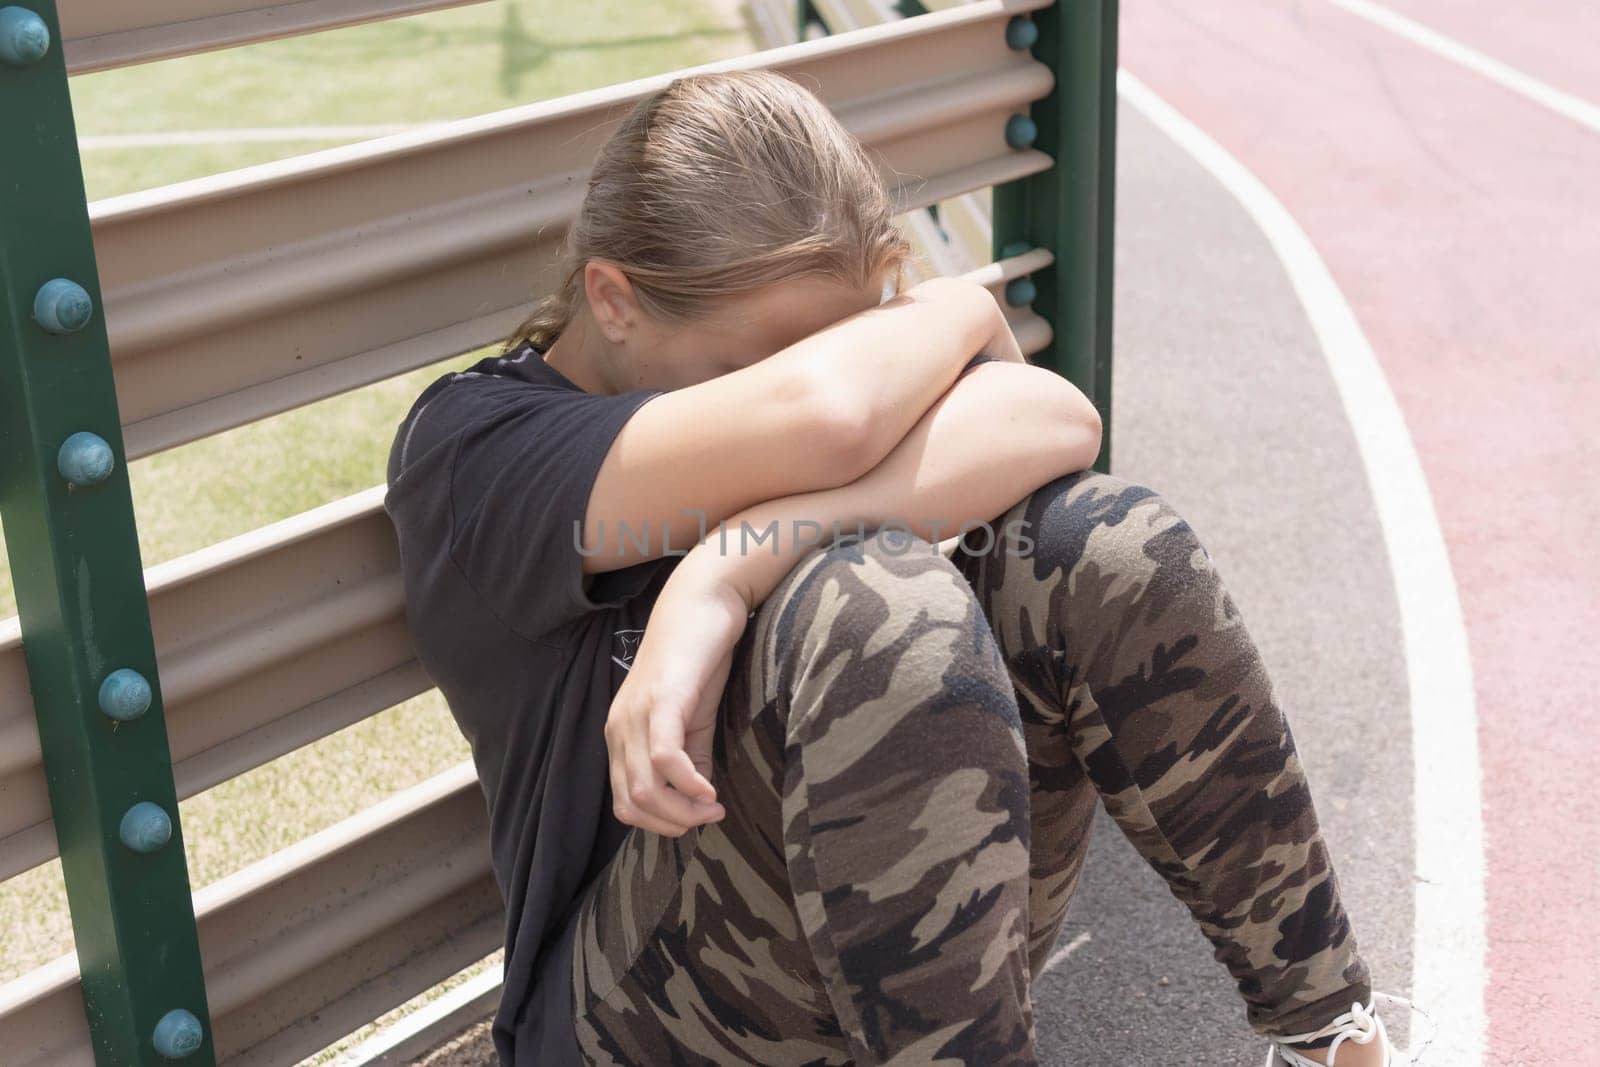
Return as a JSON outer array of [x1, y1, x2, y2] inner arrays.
[[1005, 277, 1037, 308], [32, 278, 93, 334], [1005, 114, 1038, 150], [152, 1008, 203, 1059], [0, 6, 49, 66], [57, 431, 114, 486], [119, 801, 172, 853], [1000, 240, 1034, 259], [1005, 16, 1039, 51], [98, 669, 152, 722]]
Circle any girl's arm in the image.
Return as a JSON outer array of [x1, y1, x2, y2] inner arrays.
[[582, 276, 1023, 574], [603, 359, 1101, 836]]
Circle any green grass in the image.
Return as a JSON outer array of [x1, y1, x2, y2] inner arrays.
[[0, 0, 755, 1054], [73, 0, 749, 200]]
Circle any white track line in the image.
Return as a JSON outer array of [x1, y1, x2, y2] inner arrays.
[[1038, 931, 1092, 977], [77, 124, 441, 149], [1324, 0, 1600, 136], [1116, 71, 1486, 1064]]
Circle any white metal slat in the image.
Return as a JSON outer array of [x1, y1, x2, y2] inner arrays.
[[58, 0, 489, 74], [0, 763, 501, 1066], [332, 964, 500, 1066]]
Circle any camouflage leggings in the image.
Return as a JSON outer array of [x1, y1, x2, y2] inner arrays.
[[569, 471, 1372, 1065]]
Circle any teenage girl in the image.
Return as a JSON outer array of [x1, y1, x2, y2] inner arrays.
[[385, 68, 1416, 1067]]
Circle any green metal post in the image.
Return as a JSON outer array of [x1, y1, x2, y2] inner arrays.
[[0, 3, 215, 1064], [993, 2, 1119, 474]]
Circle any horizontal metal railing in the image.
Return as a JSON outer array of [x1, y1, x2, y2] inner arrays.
[[0, 486, 420, 880], [331, 966, 502, 1066], [58, 0, 488, 74], [0, 763, 501, 1065], [92, 0, 1053, 459]]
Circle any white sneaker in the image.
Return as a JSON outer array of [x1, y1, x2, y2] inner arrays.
[[1262, 992, 1434, 1066]]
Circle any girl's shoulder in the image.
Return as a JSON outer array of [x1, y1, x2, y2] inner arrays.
[[387, 347, 586, 488]]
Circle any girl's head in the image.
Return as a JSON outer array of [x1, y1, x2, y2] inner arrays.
[[508, 68, 914, 391]]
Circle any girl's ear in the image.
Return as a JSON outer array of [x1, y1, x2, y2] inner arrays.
[[583, 259, 639, 343]]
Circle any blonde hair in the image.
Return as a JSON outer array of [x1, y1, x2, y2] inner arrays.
[[505, 68, 914, 351]]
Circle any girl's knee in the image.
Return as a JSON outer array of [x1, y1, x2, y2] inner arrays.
[[985, 471, 1208, 590], [804, 527, 993, 653], [764, 528, 1020, 742]]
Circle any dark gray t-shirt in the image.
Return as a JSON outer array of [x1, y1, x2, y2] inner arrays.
[[384, 341, 672, 1066]]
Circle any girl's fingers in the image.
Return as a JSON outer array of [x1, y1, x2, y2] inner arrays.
[[606, 749, 637, 826], [609, 751, 693, 837], [660, 748, 718, 808], [624, 739, 720, 832], [604, 673, 726, 837], [684, 646, 735, 786], [623, 805, 689, 838], [647, 703, 717, 803]]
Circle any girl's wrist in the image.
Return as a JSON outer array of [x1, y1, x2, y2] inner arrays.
[[659, 546, 755, 630]]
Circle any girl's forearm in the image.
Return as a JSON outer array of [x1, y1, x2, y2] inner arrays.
[[779, 277, 1024, 481], [664, 360, 1100, 614]]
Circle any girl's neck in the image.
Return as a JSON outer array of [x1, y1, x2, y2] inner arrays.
[[540, 318, 626, 396]]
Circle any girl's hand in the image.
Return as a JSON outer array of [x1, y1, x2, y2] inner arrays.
[[907, 276, 1025, 365], [603, 575, 747, 836]]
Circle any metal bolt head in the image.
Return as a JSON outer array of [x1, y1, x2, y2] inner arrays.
[[1005, 16, 1039, 51], [152, 1008, 204, 1059], [32, 278, 93, 334], [1005, 276, 1037, 308], [119, 801, 172, 853], [57, 431, 115, 486], [0, 6, 49, 66], [98, 668, 152, 722], [1005, 114, 1038, 150]]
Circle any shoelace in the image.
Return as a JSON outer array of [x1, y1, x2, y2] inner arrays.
[[1265, 992, 1437, 1066], [1277, 997, 1388, 1065]]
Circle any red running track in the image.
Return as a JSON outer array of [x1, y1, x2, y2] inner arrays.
[[1121, 1, 1600, 1062], [1377, 0, 1600, 104]]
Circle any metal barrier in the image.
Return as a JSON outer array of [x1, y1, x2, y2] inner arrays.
[[0, 0, 1116, 1062], [56, 1, 486, 74]]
